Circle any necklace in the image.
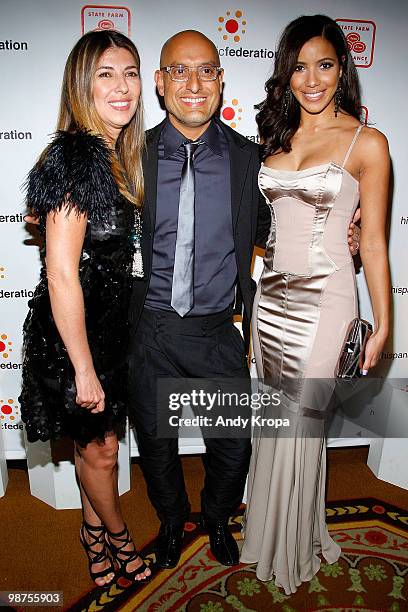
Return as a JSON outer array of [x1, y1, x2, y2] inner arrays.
[[130, 210, 143, 278]]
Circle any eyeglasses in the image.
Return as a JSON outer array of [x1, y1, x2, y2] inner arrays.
[[161, 64, 222, 82]]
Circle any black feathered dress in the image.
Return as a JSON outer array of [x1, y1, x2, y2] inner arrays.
[[19, 130, 138, 447]]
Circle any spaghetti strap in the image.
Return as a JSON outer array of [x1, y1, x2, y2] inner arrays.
[[341, 124, 364, 169]]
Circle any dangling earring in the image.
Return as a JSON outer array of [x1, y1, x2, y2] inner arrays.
[[334, 83, 343, 117], [283, 86, 291, 118]]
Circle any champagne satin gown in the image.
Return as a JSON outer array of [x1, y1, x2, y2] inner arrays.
[[240, 125, 363, 594]]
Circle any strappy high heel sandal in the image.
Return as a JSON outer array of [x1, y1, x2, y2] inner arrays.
[[106, 524, 150, 583], [80, 521, 116, 588]]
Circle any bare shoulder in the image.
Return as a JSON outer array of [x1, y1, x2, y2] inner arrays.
[[359, 126, 389, 157], [351, 126, 389, 177]]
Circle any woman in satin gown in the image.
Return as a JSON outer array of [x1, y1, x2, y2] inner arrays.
[[240, 15, 390, 594], [19, 31, 150, 586]]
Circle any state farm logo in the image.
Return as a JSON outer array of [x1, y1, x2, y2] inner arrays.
[[217, 9, 247, 43], [221, 98, 243, 129], [98, 19, 114, 30], [0, 398, 20, 423], [347, 32, 366, 54], [0, 334, 13, 360], [81, 5, 131, 36], [336, 19, 376, 68]]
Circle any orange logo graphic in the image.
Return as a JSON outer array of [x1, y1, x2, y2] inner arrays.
[[81, 5, 131, 36], [0, 334, 13, 359], [336, 19, 376, 68], [222, 99, 243, 129], [0, 266, 5, 279], [0, 398, 20, 422], [218, 10, 246, 42]]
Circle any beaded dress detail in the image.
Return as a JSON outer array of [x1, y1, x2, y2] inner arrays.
[[19, 130, 140, 447]]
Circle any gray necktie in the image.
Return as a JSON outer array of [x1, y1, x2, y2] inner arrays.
[[171, 141, 202, 317]]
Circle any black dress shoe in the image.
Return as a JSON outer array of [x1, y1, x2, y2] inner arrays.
[[154, 523, 184, 569], [202, 518, 239, 566]]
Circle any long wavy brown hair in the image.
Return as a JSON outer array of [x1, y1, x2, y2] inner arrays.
[[256, 14, 362, 161], [56, 29, 144, 206]]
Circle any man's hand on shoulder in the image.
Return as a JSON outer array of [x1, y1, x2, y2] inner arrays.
[[24, 212, 39, 225]]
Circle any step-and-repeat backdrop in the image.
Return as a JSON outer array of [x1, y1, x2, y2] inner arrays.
[[1, 0, 407, 457]]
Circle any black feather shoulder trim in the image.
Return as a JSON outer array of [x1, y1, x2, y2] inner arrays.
[[25, 129, 120, 222]]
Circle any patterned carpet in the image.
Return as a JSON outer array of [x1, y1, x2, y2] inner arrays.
[[66, 499, 408, 612]]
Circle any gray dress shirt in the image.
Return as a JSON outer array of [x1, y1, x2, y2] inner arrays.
[[145, 119, 236, 315]]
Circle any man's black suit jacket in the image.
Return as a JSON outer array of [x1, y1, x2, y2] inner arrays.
[[129, 117, 271, 351]]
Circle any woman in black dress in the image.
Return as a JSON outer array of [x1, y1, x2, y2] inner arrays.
[[19, 30, 150, 587]]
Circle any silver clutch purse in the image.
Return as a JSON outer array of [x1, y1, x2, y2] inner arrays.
[[336, 318, 373, 379]]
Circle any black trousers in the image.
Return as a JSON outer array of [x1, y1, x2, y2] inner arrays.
[[128, 306, 252, 525]]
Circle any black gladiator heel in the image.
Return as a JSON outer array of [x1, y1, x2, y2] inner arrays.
[[80, 522, 116, 587], [106, 524, 150, 582]]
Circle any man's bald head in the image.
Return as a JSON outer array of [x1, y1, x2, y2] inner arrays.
[[160, 30, 220, 67], [155, 29, 224, 139]]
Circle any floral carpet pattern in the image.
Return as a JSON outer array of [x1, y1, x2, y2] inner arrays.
[[66, 499, 408, 612]]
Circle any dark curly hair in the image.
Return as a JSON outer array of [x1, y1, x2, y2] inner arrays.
[[256, 14, 362, 160]]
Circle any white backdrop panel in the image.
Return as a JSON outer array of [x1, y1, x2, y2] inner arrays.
[[1, 0, 407, 456]]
